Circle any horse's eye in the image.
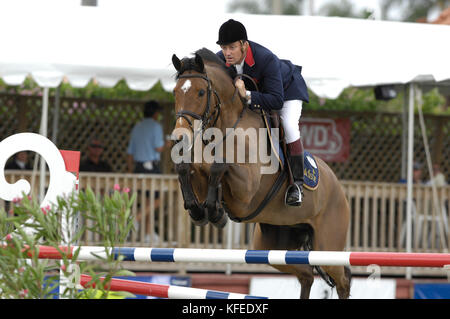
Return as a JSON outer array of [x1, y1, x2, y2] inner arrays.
[[198, 89, 205, 97]]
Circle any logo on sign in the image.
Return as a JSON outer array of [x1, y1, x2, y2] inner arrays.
[[300, 118, 350, 162]]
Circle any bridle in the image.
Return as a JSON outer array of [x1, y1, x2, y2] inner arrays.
[[174, 72, 250, 149], [175, 73, 222, 146]]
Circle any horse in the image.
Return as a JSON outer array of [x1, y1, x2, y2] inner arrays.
[[170, 48, 351, 299]]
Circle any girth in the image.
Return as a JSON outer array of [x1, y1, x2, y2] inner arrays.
[[227, 169, 287, 223]]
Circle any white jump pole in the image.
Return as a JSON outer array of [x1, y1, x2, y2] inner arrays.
[[405, 83, 415, 280]]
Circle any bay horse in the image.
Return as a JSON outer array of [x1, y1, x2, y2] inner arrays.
[[171, 48, 351, 299]]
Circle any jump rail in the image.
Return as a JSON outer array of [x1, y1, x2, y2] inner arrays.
[[30, 246, 450, 268], [79, 274, 267, 299]]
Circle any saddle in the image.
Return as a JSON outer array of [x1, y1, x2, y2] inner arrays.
[[262, 111, 319, 191]]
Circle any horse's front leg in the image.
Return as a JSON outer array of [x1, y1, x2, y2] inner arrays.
[[175, 162, 208, 226], [205, 161, 229, 228]]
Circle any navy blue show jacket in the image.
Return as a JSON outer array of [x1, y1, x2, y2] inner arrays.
[[217, 40, 309, 111]]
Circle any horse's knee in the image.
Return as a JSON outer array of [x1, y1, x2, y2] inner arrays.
[[205, 163, 229, 228], [175, 162, 190, 175], [210, 161, 228, 176]]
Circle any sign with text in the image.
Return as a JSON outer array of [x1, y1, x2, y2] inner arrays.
[[299, 118, 350, 162]]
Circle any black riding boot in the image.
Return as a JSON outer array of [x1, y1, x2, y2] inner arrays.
[[285, 154, 304, 206]]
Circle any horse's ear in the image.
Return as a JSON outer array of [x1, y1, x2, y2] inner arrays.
[[195, 53, 204, 72], [172, 54, 182, 72]]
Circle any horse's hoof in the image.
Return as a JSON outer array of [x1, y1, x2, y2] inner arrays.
[[210, 210, 228, 229], [188, 209, 208, 226], [208, 205, 228, 229]]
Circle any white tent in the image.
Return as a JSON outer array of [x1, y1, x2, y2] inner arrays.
[[1, 4, 450, 276], [1, 5, 450, 96]]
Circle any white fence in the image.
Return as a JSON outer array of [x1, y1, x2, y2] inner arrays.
[[2, 171, 449, 276]]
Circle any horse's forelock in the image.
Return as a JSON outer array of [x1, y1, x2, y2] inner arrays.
[[175, 48, 236, 80], [175, 57, 203, 78]]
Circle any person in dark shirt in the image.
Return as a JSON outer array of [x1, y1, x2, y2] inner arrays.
[[80, 137, 112, 172], [5, 151, 32, 170]]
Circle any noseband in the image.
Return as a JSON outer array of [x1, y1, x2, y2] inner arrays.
[[175, 74, 222, 140]]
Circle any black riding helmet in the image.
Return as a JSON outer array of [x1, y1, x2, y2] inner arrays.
[[216, 19, 248, 45]]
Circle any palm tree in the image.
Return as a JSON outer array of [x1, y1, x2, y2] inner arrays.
[[380, 0, 450, 21], [318, 0, 371, 18], [227, 0, 305, 15], [81, 0, 97, 6]]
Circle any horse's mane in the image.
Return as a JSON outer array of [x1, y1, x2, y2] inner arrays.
[[176, 47, 237, 80]]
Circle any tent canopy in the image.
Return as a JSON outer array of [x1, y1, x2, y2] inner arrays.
[[1, 5, 450, 99]]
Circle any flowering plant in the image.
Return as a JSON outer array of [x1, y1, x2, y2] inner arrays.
[[0, 186, 136, 299]]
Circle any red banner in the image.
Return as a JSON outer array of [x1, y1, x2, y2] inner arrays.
[[299, 118, 350, 162]]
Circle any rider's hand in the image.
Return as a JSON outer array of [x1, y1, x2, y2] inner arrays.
[[235, 79, 247, 99]]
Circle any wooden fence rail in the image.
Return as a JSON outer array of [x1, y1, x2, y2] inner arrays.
[[2, 171, 449, 276]]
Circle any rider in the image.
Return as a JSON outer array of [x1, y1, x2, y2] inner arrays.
[[216, 19, 309, 207]]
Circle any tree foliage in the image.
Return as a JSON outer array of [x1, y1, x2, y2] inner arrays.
[[227, 0, 450, 21], [0, 77, 174, 102], [380, 0, 450, 21], [228, 0, 305, 15]]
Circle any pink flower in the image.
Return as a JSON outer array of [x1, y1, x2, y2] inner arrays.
[[113, 184, 121, 191], [12, 197, 22, 204], [19, 289, 28, 298], [123, 187, 130, 194], [41, 205, 51, 215], [5, 234, 12, 241]]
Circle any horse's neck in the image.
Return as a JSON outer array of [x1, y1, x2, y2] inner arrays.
[[207, 65, 263, 131], [217, 100, 263, 133]]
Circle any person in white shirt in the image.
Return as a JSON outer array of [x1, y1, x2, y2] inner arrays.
[[426, 163, 447, 187]]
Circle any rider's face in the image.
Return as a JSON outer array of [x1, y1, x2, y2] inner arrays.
[[220, 41, 245, 66]]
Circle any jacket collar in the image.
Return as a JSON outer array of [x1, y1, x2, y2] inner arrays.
[[244, 43, 255, 67]]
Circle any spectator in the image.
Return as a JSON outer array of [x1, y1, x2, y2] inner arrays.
[[127, 100, 169, 244], [127, 100, 166, 174], [5, 151, 32, 170], [80, 137, 112, 172], [426, 163, 447, 187], [413, 161, 423, 184]]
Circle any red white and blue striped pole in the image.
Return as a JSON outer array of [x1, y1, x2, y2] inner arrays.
[[79, 274, 267, 299], [30, 246, 450, 268]]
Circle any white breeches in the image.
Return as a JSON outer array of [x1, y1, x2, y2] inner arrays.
[[279, 100, 302, 144]]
